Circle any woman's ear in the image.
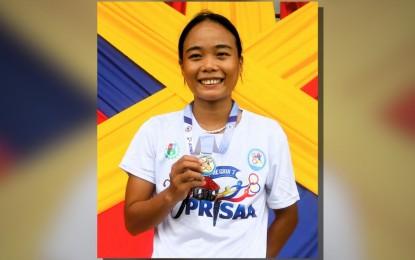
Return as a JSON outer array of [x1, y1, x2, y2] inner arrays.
[[179, 59, 184, 75], [179, 60, 186, 85], [239, 56, 244, 75]]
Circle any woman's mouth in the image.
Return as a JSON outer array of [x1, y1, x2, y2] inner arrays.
[[199, 79, 223, 85]]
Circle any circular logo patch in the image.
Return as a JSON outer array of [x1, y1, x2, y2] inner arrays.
[[164, 142, 180, 159], [247, 149, 266, 171]]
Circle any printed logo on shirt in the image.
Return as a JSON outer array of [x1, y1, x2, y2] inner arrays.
[[166, 170, 261, 226], [215, 173, 261, 202], [210, 172, 261, 225], [210, 166, 240, 179], [164, 171, 261, 226], [184, 198, 257, 220], [164, 142, 180, 159], [164, 170, 260, 203], [247, 148, 266, 171]]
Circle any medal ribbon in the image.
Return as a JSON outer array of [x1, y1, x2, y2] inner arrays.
[[184, 101, 239, 155], [200, 135, 215, 154], [173, 101, 238, 224]]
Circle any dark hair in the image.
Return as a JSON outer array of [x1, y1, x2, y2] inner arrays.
[[178, 10, 243, 62]]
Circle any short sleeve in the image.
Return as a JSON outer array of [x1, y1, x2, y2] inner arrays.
[[119, 119, 156, 184], [266, 130, 300, 209]]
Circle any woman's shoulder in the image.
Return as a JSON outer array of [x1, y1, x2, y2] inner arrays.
[[242, 109, 283, 130], [241, 108, 287, 141], [151, 110, 182, 121]]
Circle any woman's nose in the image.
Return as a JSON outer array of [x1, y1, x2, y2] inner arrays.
[[201, 56, 217, 72]]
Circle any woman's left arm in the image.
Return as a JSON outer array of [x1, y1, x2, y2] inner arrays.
[[266, 202, 299, 258]]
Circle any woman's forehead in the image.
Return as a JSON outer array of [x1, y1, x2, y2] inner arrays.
[[184, 21, 236, 47]]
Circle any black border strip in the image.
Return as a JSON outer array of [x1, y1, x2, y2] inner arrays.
[[318, 6, 324, 260]]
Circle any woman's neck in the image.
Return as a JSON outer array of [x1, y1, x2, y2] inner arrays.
[[192, 99, 233, 132]]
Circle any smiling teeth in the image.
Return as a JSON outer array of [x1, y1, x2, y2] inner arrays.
[[201, 79, 221, 85]]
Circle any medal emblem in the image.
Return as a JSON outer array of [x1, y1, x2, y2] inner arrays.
[[199, 154, 216, 176]]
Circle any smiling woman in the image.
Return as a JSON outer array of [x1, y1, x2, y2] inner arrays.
[[180, 19, 243, 130], [119, 10, 300, 258]]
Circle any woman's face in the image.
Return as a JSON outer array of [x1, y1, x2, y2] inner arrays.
[[180, 20, 243, 103]]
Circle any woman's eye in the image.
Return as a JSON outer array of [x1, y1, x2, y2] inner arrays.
[[217, 52, 230, 58], [189, 54, 201, 59]]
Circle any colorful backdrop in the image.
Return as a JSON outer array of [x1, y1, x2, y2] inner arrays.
[[97, 1, 318, 258]]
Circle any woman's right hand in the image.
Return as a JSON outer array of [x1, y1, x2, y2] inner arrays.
[[166, 155, 206, 202], [124, 155, 205, 235]]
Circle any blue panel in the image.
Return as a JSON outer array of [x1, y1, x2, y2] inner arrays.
[[269, 184, 318, 258], [0, 24, 93, 157], [97, 35, 165, 118]]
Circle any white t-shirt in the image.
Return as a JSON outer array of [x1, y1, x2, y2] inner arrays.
[[120, 108, 300, 258]]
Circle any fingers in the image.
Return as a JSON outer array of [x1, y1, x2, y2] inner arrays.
[[176, 169, 205, 184], [170, 168, 205, 186], [170, 155, 203, 179], [167, 156, 206, 201]]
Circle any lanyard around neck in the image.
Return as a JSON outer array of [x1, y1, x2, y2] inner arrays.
[[183, 101, 239, 155]]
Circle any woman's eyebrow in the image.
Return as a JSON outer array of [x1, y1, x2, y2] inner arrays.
[[215, 44, 232, 50], [185, 46, 201, 53], [185, 44, 233, 53]]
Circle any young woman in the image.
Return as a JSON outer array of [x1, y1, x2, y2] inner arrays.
[[120, 10, 299, 258]]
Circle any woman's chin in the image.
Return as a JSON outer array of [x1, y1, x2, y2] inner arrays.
[[194, 94, 232, 103]]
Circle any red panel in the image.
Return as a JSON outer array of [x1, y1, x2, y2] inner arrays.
[[165, 2, 186, 15], [383, 86, 415, 137], [97, 201, 154, 258], [280, 2, 309, 19], [97, 109, 108, 125], [0, 142, 12, 180], [301, 76, 318, 100]]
